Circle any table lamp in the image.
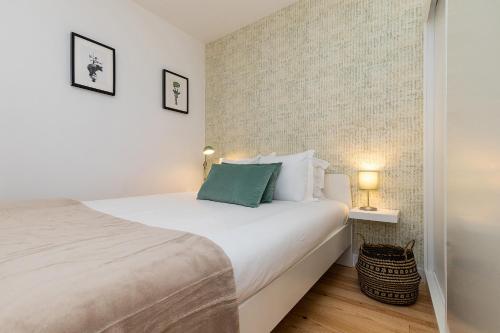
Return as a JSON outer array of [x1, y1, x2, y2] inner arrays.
[[358, 170, 379, 211]]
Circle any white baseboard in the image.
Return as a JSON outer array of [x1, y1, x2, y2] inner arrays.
[[425, 269, 448, 333], [336, 247, 356, 267]]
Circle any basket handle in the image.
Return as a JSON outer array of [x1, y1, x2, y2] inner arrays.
[[357, 233, 366, 250], [404, 240, 416, 259]]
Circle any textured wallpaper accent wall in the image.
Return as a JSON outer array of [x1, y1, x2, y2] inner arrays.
[[206, 0, 426, 264]]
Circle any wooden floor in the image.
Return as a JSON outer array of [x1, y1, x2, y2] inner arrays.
[[272, 265, 439, 333]]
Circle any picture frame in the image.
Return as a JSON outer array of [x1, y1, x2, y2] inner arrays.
[[162, 69, 189, 114], [71, 32, 116, 96]]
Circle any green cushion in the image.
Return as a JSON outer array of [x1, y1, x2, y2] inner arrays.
[[257, 163, 282, 203], [222, 162, 282, 203], [197, 163, 277, 208]]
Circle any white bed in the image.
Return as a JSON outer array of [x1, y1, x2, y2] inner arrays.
[[85, 174, 353, 332]]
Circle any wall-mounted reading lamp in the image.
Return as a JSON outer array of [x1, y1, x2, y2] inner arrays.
[[203, 145, 215, 179]]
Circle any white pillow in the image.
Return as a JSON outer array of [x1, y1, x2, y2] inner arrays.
[[260, 150, 315, 202], [220, 152, 275, 164], [261, 152, 277, 157], [313, 158, 330, 198], [221, 156, 260, 164]]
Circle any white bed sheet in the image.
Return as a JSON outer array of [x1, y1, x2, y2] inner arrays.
[[84, 193, 348, 302]]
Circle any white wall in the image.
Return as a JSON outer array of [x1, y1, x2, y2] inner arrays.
[[0, 0, 205, 201], [447, 1, 500, 332]]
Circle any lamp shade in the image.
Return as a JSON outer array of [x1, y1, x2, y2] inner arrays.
[[358, 171, 379, 190], [203, 146, 215, 155]]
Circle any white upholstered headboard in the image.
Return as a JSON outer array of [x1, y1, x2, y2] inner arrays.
[[323, 174, 352, 209]]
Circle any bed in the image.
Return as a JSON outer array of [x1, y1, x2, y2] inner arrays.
[[85, 173, 353, 332], [0, 174, 352, 333]]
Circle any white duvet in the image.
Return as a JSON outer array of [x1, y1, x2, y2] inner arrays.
[[84, 193, 348, 302]]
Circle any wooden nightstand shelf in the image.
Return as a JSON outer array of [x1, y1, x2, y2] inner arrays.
[[349, 208, 400, 223]]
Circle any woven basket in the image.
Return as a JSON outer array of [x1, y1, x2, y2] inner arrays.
[[355, 235, 421, 305]]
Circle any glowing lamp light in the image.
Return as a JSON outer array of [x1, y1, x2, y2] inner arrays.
[[358, 171, 379, 190], [202, 146, 215, 180], [203, 146, 215, 156], [358, 170, 379, 211]]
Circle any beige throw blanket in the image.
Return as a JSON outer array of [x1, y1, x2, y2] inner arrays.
[[0, 199, 238, 332]]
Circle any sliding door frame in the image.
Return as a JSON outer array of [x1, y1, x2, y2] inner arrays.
[[424, 0, 448, 332]]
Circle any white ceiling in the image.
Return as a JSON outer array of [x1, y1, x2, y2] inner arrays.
[[134, 0, 298, 43]]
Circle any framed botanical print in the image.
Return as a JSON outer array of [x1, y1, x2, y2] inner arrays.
[[71, 32, 115, 96], [162, 70, 189, 114]]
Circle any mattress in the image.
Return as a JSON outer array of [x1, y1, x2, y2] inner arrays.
[[85, 193, 348, 302]]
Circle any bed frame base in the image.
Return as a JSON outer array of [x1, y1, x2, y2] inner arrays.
[[238, 223, 353, 333], [239, 174, 353, 332]]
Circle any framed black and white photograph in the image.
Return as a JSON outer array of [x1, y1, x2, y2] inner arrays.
[[71, 32, 115, 96], [163, 70, 188, 114]]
